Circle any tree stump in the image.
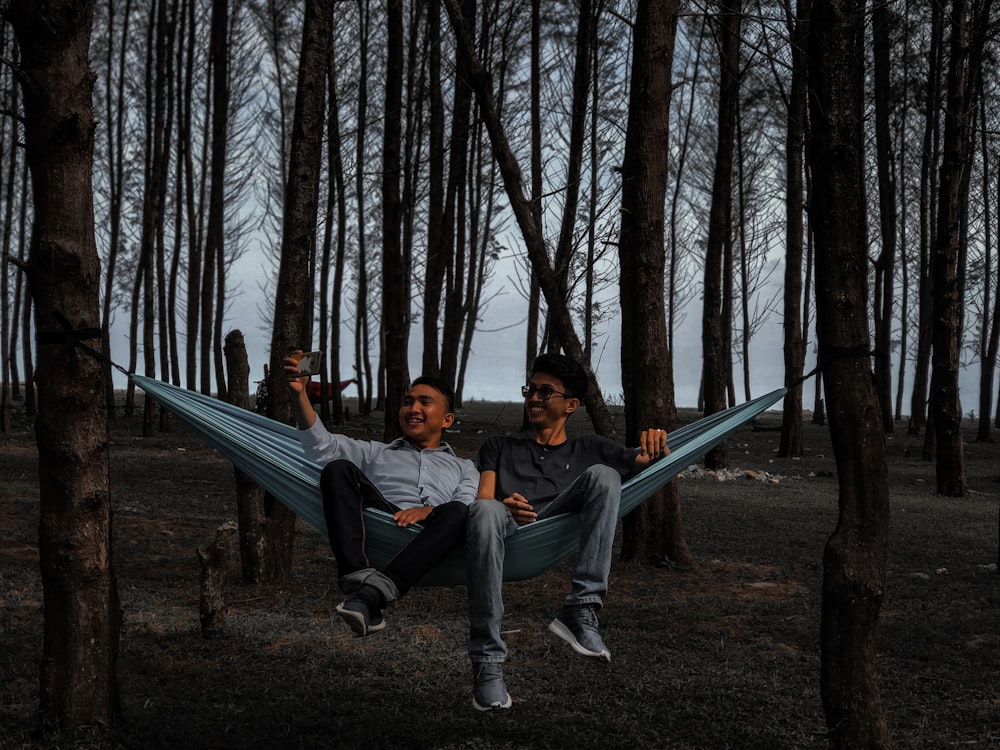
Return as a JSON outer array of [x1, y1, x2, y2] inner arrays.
[[197, 521, 238, 638], [223, 329, 269, 583]]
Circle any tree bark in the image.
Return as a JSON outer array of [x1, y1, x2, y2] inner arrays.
[[223, 330, 268, 582], [930, 0, 989, 496], [977, 109, 1000, 442], [353, 0, 373, 416], [9, 0, 122, 724], [807, 0, 892, 744], [910, 1, 945, 436], [422, 0, 446, 379], [264, 0, 333, 578], [324, 49, 348, 424], [524, 0, 542, 383], [549, 0, 595, 354], [182, 0, 199, 392], [616, 0, 685, 566], [701, 0, 741, 470], [197, 521, 238, 638], [778, 0, 810, 458], [871, 0, 897, 434], [438, 0, 475, 388], [381, 0, 408, 440], [200, 0, 228, 397], [99, 0, 132, 414]]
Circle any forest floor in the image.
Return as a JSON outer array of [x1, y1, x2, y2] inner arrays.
[[1, 391, 999, 749]]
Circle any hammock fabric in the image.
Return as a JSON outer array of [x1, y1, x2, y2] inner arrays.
[[132, 375, 787, 587]]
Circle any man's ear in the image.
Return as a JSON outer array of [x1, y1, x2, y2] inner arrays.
[[564, 398, 580, 415], [443, 412, 456, 428]]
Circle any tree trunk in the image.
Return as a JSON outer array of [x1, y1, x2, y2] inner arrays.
[[616, 0, 686, 567], [381, 0, 408, 440], [871, 0, 896, 434], [422, 0, 446, 379], [19, 191, 36, 416], [325, 49, 347, 424], [520, 0, 543, 429], [197, 521, 237, 638], [9, 0, 122, 723], [894, 23, 912, 424], [977, 119, 1000, 442], [930, 0, 989, 496], [778, 0, 810, 458], [353, 0, 373, 416], [223, 330, 268, 582], [182, 0, 199, 392], [264, 0, 333, 578], [701, 0, 741, 470], [550, 0, 595, 353], [442, 0, 616, 437], [910, 1, 945, 436], [438, 0, 475, 388], [807, 0, 892, 744], [0, 58, 16, 431], [167, 0, 187, 388], [524, 0, 542, 382], [200, 0, 228, 397], [99, 0, 131, 415]]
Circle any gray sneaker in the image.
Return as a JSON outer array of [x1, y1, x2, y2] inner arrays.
[[549, 604, 611, 661], [335, 585, 386, 637], [471, 662, 512, 711]]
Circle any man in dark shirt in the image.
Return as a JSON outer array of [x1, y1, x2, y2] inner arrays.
[[466, 352, 669, 710]]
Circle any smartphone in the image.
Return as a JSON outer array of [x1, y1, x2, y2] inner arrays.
[[293, 351, 323, 377]]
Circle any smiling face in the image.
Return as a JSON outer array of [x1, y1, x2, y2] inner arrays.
[[523, 372, 579, 430], [398, 383, 455, 449]]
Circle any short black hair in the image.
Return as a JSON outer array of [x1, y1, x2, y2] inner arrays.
[[410, 374, 456, 413], [529, 352, 588, 400]]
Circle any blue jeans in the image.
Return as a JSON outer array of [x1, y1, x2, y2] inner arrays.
[[466, 464, 622, 663]]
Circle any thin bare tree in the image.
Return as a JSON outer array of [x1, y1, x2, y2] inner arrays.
[[910, 0, 945, 438], [872, 0, 898, 434], [778, 0, 810, 458], [317, 40, 348, 424], [381, 0, 408, 439], [701, 0, 742, 470], [442, 0, 615, 434]]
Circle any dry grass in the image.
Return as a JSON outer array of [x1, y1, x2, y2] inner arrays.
[[1, 398, 998, 749]]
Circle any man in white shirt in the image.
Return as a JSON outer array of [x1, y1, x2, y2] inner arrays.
[[286, 355, 478, 636]]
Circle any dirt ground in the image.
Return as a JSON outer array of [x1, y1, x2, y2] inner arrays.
[[1, 391, 999, 749]]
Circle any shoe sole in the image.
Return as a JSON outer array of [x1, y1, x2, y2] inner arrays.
[[548, 618, 611, 661], [472, 694, 512, 711], [335, 604, 386, 637]]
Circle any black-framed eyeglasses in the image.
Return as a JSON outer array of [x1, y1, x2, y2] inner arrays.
[[521, 384, 571, 401]]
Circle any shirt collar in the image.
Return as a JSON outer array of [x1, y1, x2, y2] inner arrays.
[[388, 436, 457, 456]]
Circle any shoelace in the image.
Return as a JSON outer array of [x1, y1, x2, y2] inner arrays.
[[475, 663, 503, 682], [574, 605, 600, 629]]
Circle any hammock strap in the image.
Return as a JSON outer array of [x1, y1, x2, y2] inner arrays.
[[36, 311, 132, 377]]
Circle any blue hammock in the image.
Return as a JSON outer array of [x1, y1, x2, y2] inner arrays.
[[132, 375, 786, 586]]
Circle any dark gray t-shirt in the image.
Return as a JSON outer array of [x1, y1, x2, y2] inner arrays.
[[477, 433, 639, 511]]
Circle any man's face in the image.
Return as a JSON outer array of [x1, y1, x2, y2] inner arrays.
[[523, 372, 576, 428], [398, 383, 454, 448]]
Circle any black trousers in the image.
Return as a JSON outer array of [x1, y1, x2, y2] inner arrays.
[[319, 459, 469, 597]]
